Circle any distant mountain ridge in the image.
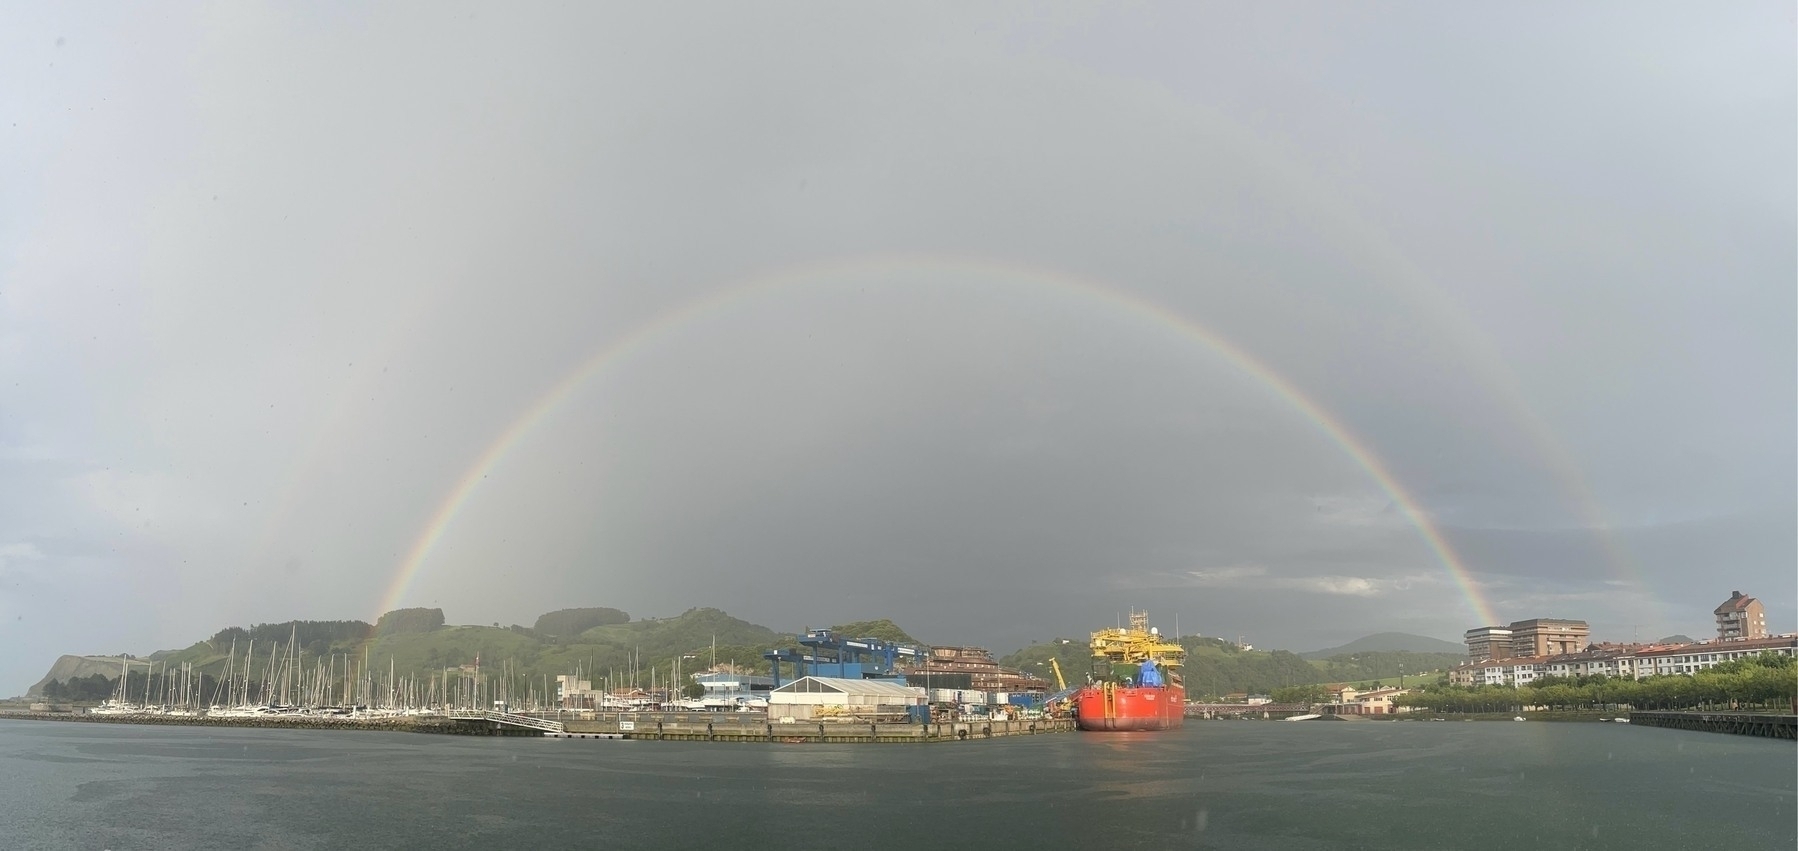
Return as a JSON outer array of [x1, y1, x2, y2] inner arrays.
[[1300, 632, 1463, 659]]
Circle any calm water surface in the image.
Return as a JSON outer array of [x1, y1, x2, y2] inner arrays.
[[1, 718, 1792, 850]]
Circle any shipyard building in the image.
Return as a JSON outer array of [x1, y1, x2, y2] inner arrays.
[[767, 677, 927, 722]]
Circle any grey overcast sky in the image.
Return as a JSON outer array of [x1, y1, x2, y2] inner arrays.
[[1, 2, 1792, 692]]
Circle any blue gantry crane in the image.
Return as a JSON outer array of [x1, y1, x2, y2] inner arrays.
[[765, 628, 928, 685]]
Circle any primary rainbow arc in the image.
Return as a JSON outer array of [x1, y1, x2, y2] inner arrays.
[[374, 255, 1501, 627]]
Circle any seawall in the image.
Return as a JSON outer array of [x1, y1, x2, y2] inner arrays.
[[0, 711, 502, 735], [1, 710, 1074, 741], [558, 714, 1074, 742]]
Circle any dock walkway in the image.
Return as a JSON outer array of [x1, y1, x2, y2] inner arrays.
[[1629, 711, 1795, 740], [446, 710, 565, 734]]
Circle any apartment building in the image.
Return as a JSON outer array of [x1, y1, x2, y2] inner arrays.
[[1508, 619, 1590, 658], [1450, 636, 1798, 684], [1539, 645, 1653, 680], [1635, 635, 1798, 676], [1463, 626, 1514, 661], [1451, 656, 1551, 687], [1714, 591, 1768, 640]]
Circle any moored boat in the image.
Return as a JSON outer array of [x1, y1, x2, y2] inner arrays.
[[1073, 611, 1186, 732]]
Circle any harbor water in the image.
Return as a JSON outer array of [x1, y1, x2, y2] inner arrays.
[[1, 718, 1792, 849]]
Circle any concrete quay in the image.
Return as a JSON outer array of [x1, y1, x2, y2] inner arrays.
[[556, 713, 1074, 742], [0, 711, 480, 734], [4, 709, 1076, 742]]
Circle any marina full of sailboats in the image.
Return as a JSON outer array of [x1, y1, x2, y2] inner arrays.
[[83, 626, 762, 720]]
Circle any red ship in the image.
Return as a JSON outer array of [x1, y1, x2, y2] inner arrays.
[[1073, 611, 1186, 731]]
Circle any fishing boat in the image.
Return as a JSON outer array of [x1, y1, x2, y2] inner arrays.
[[1073, 611, 1186, 732]]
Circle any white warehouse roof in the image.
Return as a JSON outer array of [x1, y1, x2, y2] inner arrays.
[[769, 677, 924, 699]]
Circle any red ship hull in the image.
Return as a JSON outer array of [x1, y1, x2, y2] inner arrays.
[[1073, 684, 1185, 731]]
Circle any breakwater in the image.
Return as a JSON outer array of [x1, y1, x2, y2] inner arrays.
[[556, 713, 1073, 742], [1629, 711, 1796, 740], [0, 711, 504, 735], [2, 710, 1073, 741]]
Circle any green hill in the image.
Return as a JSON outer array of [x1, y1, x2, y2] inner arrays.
[[823, 619, 917, 645], [533, 607, 630, 637], [29, 608, 937, 700], [1306, 651, 1465, 683], [1299, 632, 1464, 659], [27, 655, 149, 697]]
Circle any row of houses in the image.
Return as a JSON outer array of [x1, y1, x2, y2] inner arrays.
[[1449, 635, 1798, 687]]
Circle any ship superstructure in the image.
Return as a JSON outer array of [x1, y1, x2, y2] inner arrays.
[[1073, 611, 1186, 731]]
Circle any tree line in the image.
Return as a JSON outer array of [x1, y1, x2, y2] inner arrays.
[[40, 673, 115, 702], [210, 619, 377, 650], [1394, 652, 1797, 713]]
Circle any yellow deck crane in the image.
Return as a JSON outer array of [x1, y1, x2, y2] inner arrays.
[[1049, 657, 1068, 691]]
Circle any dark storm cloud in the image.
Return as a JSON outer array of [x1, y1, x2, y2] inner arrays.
[[0, 2, 1790, 691]]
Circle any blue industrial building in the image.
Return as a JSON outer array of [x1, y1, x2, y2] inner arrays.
[[764, 628, 928, 686]]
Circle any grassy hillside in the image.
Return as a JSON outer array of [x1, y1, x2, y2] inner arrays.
[[1300, 632, 1464, 659], [27, 655, 149, 696], [1307, 651, 1464, 684]]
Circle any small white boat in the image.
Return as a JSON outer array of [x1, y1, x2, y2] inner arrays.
[[1613, 718, 1630, 723], [1513, 716, 1526, 721], [1285, 713, 1323, 721]]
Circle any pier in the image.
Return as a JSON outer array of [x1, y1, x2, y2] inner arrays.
[[446, 709, 566, 734], [558, 712, 1074, 742], [2, 710, 1073, 742], [1629, 711, 1796, 740]]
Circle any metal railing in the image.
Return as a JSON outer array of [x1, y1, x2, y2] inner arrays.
[[447, 710, 565, 733]]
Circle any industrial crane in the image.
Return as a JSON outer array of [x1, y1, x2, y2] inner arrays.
[[1049, 657, 1068, 691]]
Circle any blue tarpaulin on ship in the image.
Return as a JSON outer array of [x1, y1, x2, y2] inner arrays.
[[1138, 660, 1162, 687]]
